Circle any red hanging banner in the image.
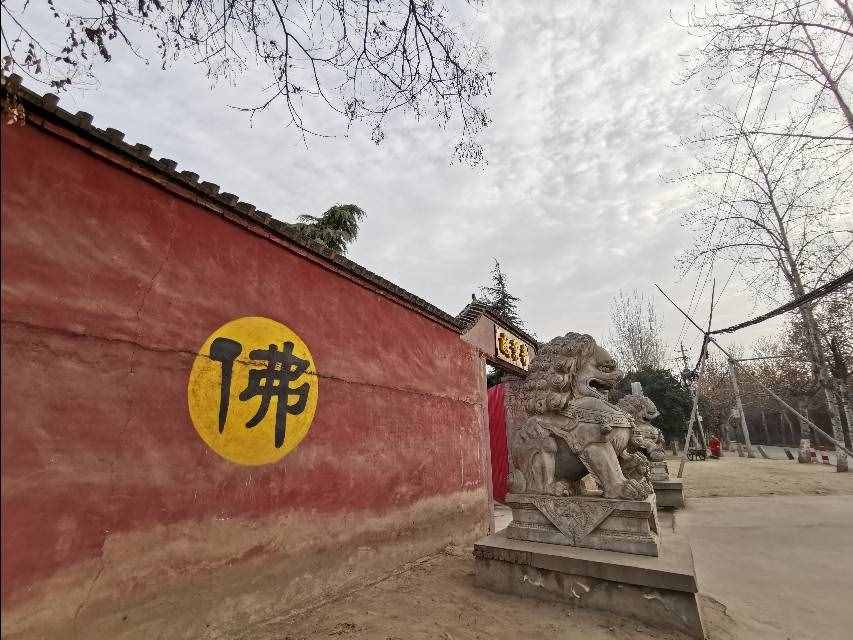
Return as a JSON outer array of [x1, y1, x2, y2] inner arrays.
[[487, 383, 509, 503]]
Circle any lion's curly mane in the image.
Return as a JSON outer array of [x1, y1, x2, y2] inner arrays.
[[617, 394, 656, 421], [522, 332, 597, 415]]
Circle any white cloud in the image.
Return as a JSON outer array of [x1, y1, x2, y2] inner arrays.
[[15, 0, 798, 365]]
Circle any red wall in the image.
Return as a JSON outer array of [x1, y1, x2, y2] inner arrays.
[[1, 120, 488, 633]]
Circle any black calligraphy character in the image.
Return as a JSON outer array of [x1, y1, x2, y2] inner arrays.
[[209, 337, 243, 433], [239, 342, 310, 448]]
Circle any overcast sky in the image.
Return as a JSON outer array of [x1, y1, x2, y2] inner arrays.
[[17, 1, 794, 367]]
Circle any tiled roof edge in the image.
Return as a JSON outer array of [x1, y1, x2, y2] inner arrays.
[[2, 74, 463, 333], [455, 300, 540, 348]]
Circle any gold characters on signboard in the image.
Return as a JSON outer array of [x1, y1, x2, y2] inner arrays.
[[496, 330, 531, 370]]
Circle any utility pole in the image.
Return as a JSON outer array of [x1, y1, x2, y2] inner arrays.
[[677, 342, 710, 478], [728, 359, 755, 458], [696, 410, 706, 450], [678, 398, 701, 478], [782, 412, 794, 446], [680, 344, 706, 448], [804, 407, 816, 445], [679, 343, 690, 376]]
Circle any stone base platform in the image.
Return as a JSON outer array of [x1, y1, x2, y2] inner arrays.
[[474, 529, 705, 639], [505, 493, 660, 556], [650, 461, 670, 482], [653, 478, 685, 509]]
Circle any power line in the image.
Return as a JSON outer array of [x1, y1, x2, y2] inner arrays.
[[735, 354, 797, 362], [710, 267, 853, 335], [675, 7, 782, 350]]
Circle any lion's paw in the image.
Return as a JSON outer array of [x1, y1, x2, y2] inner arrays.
[[620, 453, 650, 481], [648, 449, 667, 462], [546, 481, 573, 496], [610, 479, 653, 500]]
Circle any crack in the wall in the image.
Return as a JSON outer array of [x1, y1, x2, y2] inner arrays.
[[108, 211, 180, 553], [134, 211, 180, 329], [71, 559, 105, 638], [2, 319, 483, 406]]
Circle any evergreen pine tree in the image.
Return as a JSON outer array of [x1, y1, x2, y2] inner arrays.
[[290, 204, 365, 255], [479, 259, 524, 327]]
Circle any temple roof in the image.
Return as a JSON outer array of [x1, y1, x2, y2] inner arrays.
[[455, 298, 540, 347]]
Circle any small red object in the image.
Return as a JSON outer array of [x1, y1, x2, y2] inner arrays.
[[708, 435, 721, 458]]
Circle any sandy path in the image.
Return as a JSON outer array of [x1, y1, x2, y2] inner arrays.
[[673, 453, 853, 498], [242, 547, 694, 640], [238, 544, 780, 640]]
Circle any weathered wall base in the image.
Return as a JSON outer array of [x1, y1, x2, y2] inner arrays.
[[2, 488, 487, 640], [473, 530, 705, 639]]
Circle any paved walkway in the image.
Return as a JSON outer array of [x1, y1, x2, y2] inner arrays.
[[678, 495, 853, 640]]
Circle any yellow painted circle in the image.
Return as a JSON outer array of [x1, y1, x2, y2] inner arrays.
[[187, 317, 318, 465]]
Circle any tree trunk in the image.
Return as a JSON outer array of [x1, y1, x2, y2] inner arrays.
[[784, 412, 796, 446], [822, 385, 848, 470], [787, 290, 847, 469], [736, 130, 848, 468], [729, 360, 754, 457], [839, 392, 853, 449], [799, 17, 853, 133], [837, 0, 853, 25], [804, 406, 818, 446], [765, 175, 848, 469]]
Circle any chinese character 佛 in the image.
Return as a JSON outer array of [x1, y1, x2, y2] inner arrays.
[[209, 337, 311, 448]]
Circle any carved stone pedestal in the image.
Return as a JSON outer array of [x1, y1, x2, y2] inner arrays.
[[473, 529, 705, 639], [650, 461, 670, 481], [653, 478, 684, 509], [504, 493, 660, 556]]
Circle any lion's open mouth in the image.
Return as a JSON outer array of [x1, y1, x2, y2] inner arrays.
[[585, 361, 622, 399], [589, 378, 614, 394]]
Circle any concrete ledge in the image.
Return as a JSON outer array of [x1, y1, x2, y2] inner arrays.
[[475, 530, 696, 592], [654, 478, 685, 509], [473, 530, 704, 639]]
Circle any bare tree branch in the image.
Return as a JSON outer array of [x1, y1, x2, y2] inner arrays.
[[1, 0, 494, 164]]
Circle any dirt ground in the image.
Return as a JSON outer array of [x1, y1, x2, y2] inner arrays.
[[675, 452, 853, 498], [232, 453, 853, 640], [235, 548, 764, 640], [239, 547, 706, 640]]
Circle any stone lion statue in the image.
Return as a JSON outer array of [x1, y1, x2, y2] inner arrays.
[[508, 333, 652, 500], [618, 393, 667, 463]]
